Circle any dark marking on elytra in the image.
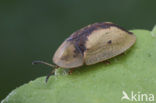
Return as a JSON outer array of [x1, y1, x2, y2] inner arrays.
[[67, 22, 133, 55], [61, 55, 69, 61], [107, 40, 112, 44]]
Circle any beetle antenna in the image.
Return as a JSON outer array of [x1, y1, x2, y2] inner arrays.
[[45, 69, 55, 83], [32, 60, 57, 68], [32, 60, 59, 83]]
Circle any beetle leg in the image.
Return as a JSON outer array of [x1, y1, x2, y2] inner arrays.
[[103, 60, 111, 65], [120, 52, 125, 56], [68, 68, 75, 74]]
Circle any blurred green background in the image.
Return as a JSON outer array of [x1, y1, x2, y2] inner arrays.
[[0, 0, 156, 100]]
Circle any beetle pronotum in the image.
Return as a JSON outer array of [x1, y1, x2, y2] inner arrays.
[[33, 22, 136, 82]]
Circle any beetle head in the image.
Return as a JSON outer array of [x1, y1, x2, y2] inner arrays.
[[53, 41, 84, 68]]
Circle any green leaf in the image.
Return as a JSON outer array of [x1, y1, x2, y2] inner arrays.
[[151, 25, 156, 37], [2, 29, 156, 103]]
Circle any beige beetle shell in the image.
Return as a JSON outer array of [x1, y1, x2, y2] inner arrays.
[[53, 22, 136, 68]]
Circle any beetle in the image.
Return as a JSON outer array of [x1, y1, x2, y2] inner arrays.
[[33, 22, 136, 82]]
